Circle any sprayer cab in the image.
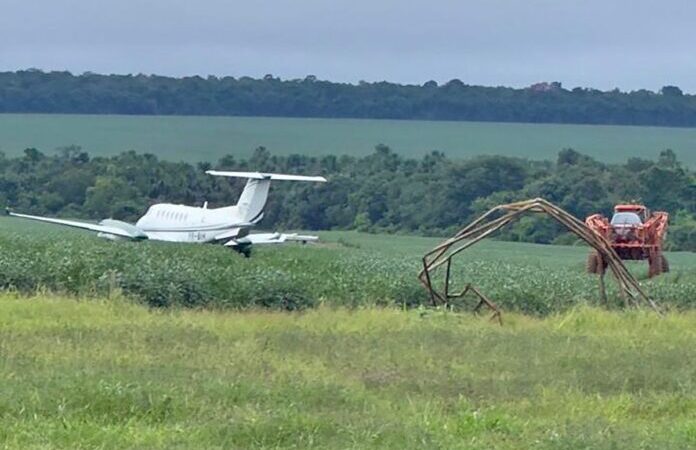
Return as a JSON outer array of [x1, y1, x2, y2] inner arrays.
[[612, 204, 648, 222]]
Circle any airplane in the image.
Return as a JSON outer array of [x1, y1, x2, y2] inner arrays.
[[5, 170, 327, 257]]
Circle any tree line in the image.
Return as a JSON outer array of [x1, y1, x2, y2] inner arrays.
[[2, 70, 696, 126], [1, 145, 694, 251]]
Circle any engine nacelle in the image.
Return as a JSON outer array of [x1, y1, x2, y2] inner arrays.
[[97, 232, 126, 241], [98, 219, 148, 240]]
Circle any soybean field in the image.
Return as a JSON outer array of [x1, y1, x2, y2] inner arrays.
[[1, 113, 696, 164], [1, 216, 695, 314]]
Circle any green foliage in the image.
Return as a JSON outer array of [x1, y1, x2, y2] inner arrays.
[[2, 297, 696, 448], [1, 220, 695, 314], [0, 220, 425, 311], [669, 210, 696, 252], [84, 176, 140, 218], [2, 146, 694, 250], [4, 70, 696, 127]]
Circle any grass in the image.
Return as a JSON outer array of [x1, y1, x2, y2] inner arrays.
[[2, 214, 696, 448], [1, 216, 695, 314], [1, 113, 696, 165], [1, 294, 696, 449]]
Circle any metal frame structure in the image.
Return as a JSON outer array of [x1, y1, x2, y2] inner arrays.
[[418, 198, 660, 319]]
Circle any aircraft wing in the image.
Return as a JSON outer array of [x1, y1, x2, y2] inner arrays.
[[7, 211, 146, 240], [224, 232, 319, 246]]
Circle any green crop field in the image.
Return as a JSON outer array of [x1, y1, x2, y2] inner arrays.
[[1, 113, 696, 165], [2, 217, 696, 448], [1, 216, 695, 314]]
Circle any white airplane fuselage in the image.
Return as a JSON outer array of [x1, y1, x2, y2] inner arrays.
[[130, 203, 251, 243]]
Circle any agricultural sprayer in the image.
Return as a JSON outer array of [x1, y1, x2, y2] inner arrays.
[[585, 204, 669, 277]]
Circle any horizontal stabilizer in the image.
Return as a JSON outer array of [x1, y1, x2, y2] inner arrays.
[[282, 233, 319, 243], [206, 171, 326, 182], [225, 232, 319, 246]]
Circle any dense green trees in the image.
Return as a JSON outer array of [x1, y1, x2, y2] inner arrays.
[[2, 145, 694, 250], [3, 70, 696, 126]]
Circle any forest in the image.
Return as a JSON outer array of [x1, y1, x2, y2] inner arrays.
[[2, 70, 696, 126], [1, 145, 694, 251]]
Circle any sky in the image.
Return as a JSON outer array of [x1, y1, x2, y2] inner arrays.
[[1, 0, 695, 92]]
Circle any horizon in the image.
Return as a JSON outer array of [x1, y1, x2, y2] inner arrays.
[[2, 1, 695, 93], [4, 68, 692, 96]]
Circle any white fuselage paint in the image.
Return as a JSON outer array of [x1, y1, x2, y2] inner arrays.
[[134, 204, 250, 243]]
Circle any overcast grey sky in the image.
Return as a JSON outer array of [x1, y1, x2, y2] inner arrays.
[[1, 0, 695, 92]]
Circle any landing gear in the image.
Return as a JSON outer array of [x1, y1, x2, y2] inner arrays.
[[231, 244, 252, 258]]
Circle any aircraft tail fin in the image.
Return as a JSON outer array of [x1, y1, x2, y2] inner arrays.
[[206, 171, 326, 223]]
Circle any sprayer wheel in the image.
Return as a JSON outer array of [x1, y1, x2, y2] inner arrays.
[[661, 254, 670, 273], [586, 252, 605, 274]]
